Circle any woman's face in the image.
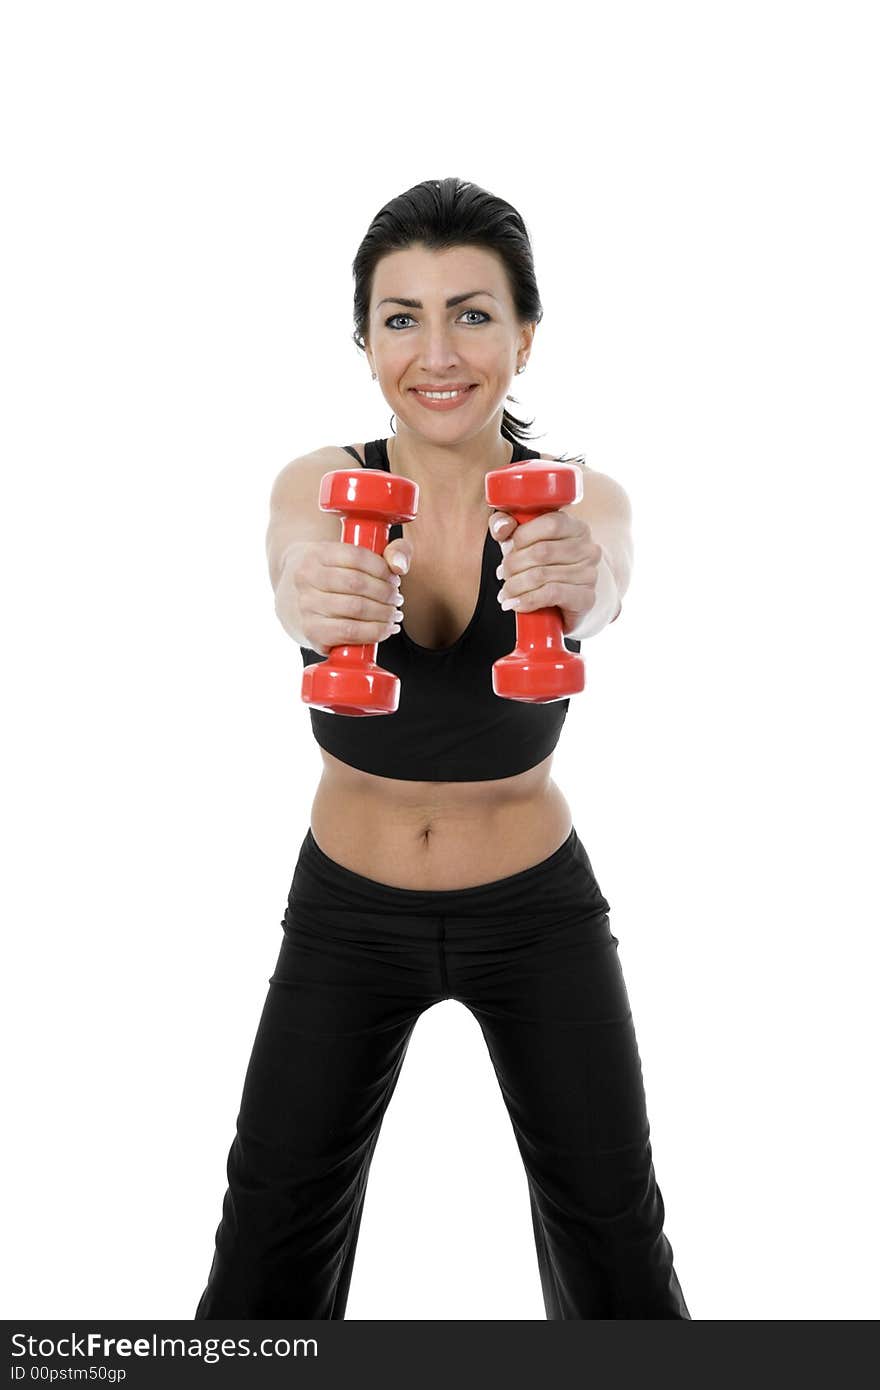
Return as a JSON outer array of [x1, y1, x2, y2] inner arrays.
[[366, 242, 534, 438]]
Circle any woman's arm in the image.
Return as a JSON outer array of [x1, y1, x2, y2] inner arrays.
[[560, 469, 633, 639], [265, 448, 345, 644]]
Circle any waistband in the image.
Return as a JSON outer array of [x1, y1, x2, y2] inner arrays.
[[291, 823, 609, 922]]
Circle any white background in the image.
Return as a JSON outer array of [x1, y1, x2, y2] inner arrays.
[[2, 0, 878, 1321]]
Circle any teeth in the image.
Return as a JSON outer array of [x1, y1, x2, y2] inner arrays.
[[416, 388, 469, 399]]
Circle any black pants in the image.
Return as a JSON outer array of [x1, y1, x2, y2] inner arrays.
[[194, 825, 690, 1320]]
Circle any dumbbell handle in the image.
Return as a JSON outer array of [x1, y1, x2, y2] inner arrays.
[[492, 502, 585, 702], [324, 514, 391, 666], [507, 506, 570, 645]]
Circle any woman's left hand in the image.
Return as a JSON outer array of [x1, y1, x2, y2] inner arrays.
[[490, 510, 604, 637]]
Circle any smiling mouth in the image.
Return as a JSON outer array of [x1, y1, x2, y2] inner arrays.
[[410, 385, 477, 399]]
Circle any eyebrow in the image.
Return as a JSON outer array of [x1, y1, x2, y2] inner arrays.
[[376, 290, 498, 310]]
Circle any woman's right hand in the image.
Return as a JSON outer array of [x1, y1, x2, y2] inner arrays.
[[275, 538, 409, 656]]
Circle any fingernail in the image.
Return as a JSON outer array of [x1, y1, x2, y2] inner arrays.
[[393, 556, 409, 574], [500, 597, 520, 610], [500, 539, 513, 555], [490, 516, 506, 536]]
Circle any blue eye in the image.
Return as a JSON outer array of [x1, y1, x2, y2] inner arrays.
[[384, 309, 491, 329]]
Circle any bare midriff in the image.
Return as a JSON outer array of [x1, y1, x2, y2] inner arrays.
[[309, 748, 573, 890]]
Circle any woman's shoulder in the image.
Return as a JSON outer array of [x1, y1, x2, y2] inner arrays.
[[308, 442, 369, 466], [311, 442, 368, 465], [268, 444, 369, 512], [537, 451, 593, 472]]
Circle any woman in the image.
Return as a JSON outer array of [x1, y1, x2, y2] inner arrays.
[[194, 177, 691, 1320]]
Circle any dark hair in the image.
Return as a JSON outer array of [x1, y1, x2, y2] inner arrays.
[[351, 177, 584, 464]]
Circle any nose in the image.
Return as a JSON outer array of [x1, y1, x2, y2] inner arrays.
[[415, 320, 466, 368], [419, 341, 464, 375]]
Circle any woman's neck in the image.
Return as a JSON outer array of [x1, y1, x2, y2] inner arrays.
[[387, 431, 514, 517]]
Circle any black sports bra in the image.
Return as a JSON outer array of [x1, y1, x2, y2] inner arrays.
[[297, 436, 581, 781]]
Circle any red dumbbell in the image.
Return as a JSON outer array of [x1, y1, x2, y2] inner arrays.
[[301, 468, 419, 716], [485, 459, 585, 703]]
